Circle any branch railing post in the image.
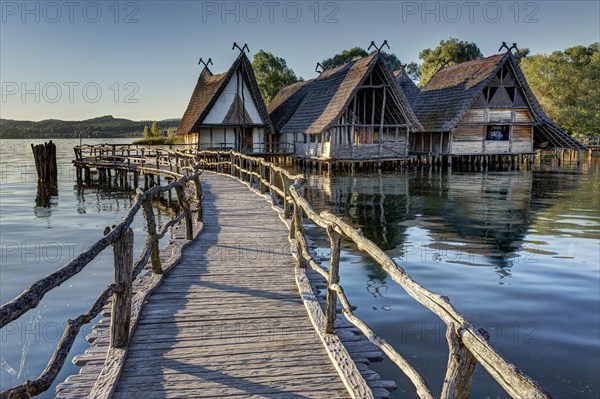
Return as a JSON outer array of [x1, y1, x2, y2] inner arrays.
[[110, 227, 134, 348], [325, 225, 342, 334], [269, 166, 276, 204], [295, 231, 307, 269], [230, 153, 235, 176], [175, 183, 193, 240], [193, 174, 203, 222], [248, 159, 254, 187], [141, 196, 162, 275], [440, 323, 478, 399], [259, 163, 266, 194], [282, 173, 290, 218]]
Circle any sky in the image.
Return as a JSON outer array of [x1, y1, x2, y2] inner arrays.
[[1, 0, 599, 121]]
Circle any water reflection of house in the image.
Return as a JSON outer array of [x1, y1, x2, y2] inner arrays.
[[269, 52, 422, 161], [306, 172, 535, 270], [176, 53, 274, 153], [411, 173, 534, 269]]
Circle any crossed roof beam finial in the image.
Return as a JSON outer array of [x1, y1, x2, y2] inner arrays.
[[198, 58, 213, 68], [368, 40, 390, 53], [232, 42, 250, 54], [315, 62, 325, 75], [499, 42, 519, 53], [436, 59, 450, 68]]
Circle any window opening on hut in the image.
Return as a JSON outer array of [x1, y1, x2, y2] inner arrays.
[[486, 125, 510, 141], [506, 87, 516, 103], [487, 87, 498, 102]]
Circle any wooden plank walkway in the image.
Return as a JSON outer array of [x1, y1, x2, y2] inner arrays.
[[111, 173, 352, 398]]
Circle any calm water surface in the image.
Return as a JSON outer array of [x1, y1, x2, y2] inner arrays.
[[303, 163, 600, 398], [0, 139, 598, 398], [0, 139, 178, 396]]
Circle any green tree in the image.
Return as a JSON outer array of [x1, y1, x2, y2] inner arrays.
[[379, 52, 404, 71], [150, 121, 161, 137], [321, 48, 407, 73], [321, 47, 368, 69], [143, 125, 150, 139], [513, 48, 530, 63], [418, 37, 483, 86], [405, 62, 421, 82], [520, 43, 599, 137], [252, 50, 300, 106]]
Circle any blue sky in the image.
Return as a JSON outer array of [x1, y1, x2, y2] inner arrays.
[[1, 0, 599, 121]]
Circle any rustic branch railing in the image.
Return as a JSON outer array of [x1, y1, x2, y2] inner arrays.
[[579, 136, 600, 148], [197, 150, 551, 399], [0, 147, 203, 399]]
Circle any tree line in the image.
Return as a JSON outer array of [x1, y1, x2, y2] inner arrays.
[[252, 38, 599, 137]]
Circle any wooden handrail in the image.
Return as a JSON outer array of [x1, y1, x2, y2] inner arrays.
[[0, 285, 116, 399], [0, 146, 204, 398], [197, 149, 551, 399]]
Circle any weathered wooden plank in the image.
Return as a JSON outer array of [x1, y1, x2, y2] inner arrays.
[[104, 172, 354, 399]]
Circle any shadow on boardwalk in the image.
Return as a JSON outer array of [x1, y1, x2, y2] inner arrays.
[[112, 173, 351, 398]]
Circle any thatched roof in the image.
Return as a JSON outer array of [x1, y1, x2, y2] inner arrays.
[[393, 68, 420, 108], [269, 52, 423, 134], [177, 53, 273, 136], [415, 53, 585, 149]]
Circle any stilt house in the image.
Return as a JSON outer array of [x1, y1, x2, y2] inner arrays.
[[393, 68, 420, 110], [176, 53, 274, 153], [398, 52, 585, 156], [268, 52, 422, 160]]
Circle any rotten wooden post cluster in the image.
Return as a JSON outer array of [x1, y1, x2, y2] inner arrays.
[[200, 149, 552, 399], [31, 141, 58, 207], [0, 146, 203, 398]]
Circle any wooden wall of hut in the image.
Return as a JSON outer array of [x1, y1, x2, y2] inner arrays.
[[450, 109, 533, 155]]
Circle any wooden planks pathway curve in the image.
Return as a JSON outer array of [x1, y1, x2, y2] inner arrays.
[[111, 172, 352, 398]]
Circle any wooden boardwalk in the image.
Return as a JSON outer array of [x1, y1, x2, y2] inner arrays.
[[111, 172, 352, 398]]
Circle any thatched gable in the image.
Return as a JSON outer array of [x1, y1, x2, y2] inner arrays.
[[177, 53, 273, 136], [269, 52, 422, 135], [393, 68, 420, 108], [415, 53, 585, 150]]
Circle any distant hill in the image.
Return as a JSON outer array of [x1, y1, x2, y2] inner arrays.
[[0, 116, 181, 139]]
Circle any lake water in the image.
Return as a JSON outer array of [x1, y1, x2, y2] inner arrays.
[[0, 139, 598, 398], [0, 138, 178, 396], [303, 162, 600, 398]]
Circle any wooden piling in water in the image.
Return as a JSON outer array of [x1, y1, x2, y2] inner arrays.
[[31, 141, 58, 186]]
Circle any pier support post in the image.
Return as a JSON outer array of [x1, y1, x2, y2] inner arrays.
[[31, 141, 58, 187], [110, 227, 134, 348]]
